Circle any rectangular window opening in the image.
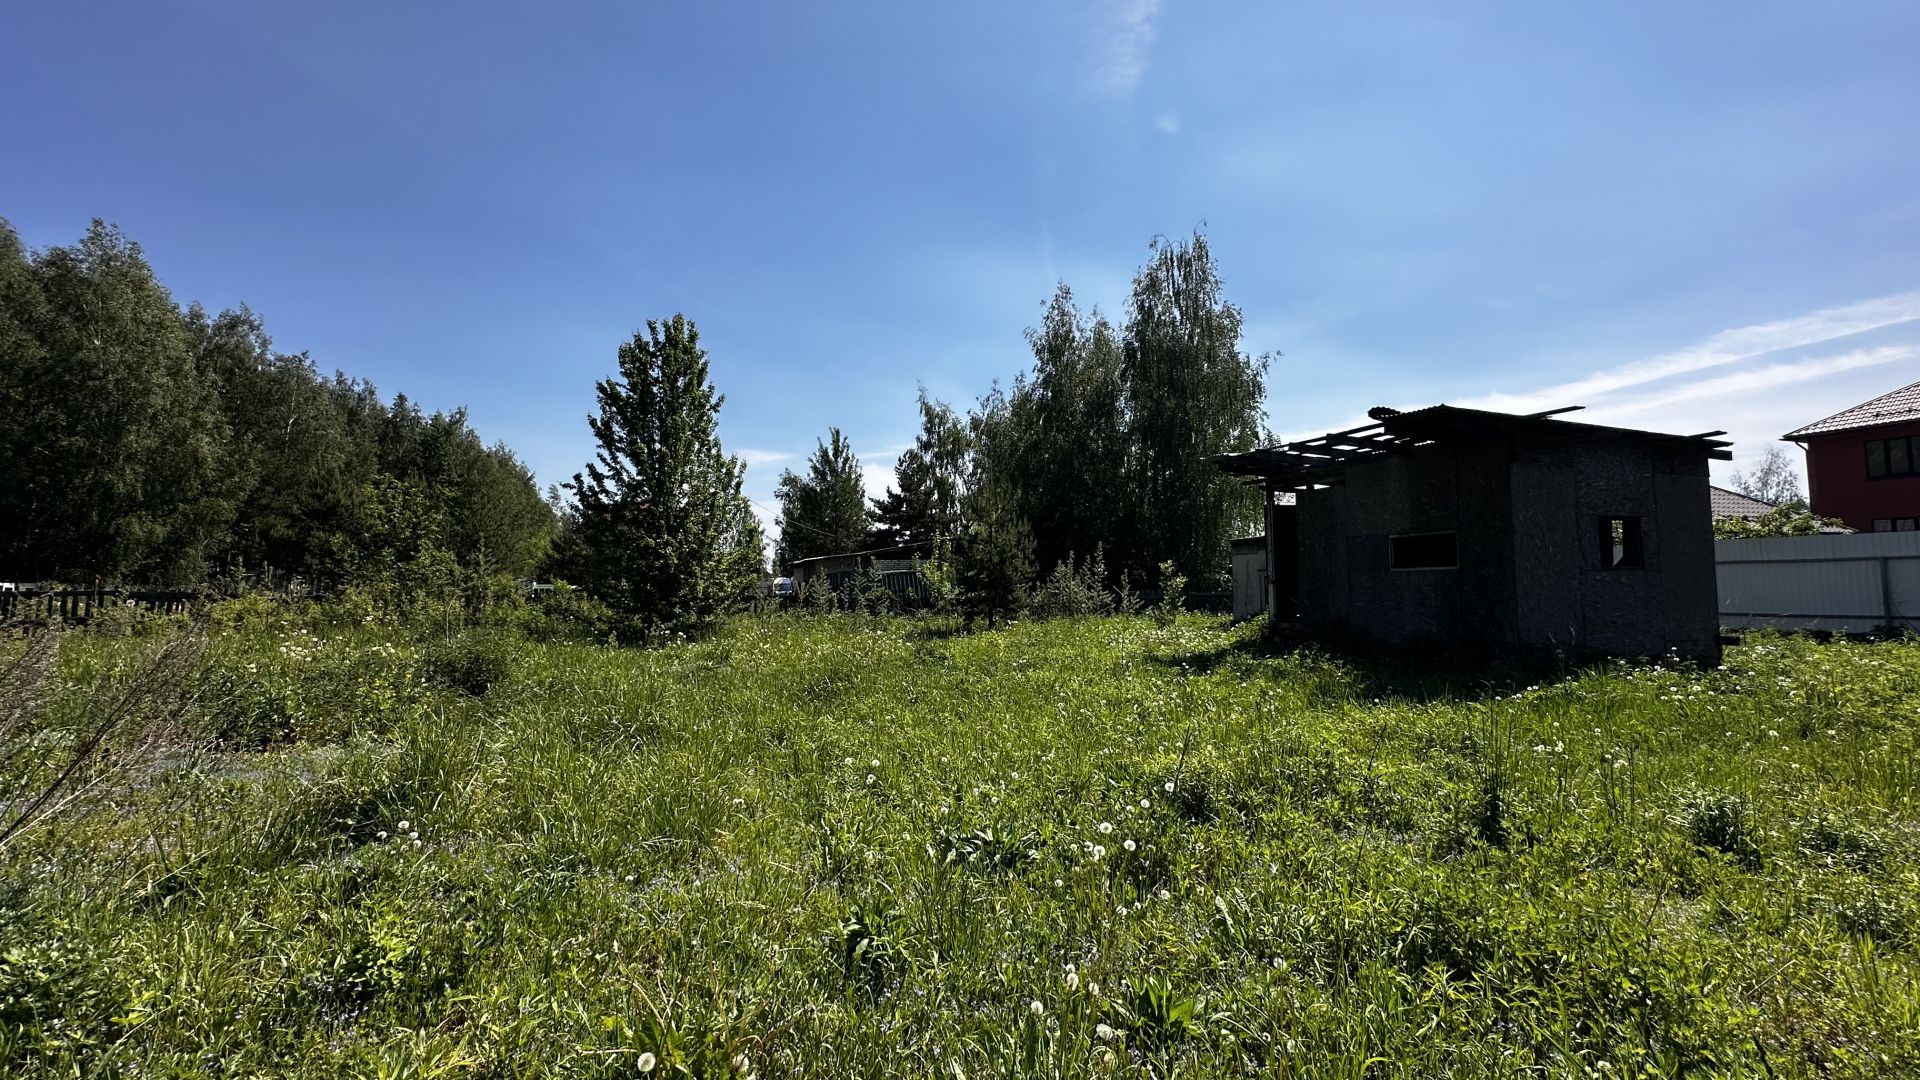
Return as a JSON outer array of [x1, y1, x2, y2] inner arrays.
[[1900, 518, 1919, 532], [1601, 516, 1643, 569], [1874, 519, 1894, 532], [1389, 531, 1458, 570]]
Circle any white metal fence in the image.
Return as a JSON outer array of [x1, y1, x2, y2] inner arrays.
[[1716, 532, 1920, 633]]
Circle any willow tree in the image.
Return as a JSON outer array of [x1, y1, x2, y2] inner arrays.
[[566, 315, 764, 637]]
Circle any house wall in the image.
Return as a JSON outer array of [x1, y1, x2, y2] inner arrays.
[[1296, 442, 1517, 650], [1801, 422, 1920, 532], [1510, 441, 1719, 661], [1293, 437, 1719, 660]]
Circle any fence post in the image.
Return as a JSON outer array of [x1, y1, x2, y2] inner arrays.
[[1882, 557, 1895, 631]]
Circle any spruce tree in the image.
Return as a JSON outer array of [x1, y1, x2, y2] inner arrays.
[[566, 315, 764, 638], [774, 427, 870, 568]]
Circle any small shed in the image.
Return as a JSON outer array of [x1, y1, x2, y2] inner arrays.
[[788, 542, 932, 603], [1216, 404, 1732, 661]]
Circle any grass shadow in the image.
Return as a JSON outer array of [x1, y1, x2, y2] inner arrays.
[[1147, 622, 1625, 704]]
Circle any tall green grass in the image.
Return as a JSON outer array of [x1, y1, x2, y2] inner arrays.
[[3, 613, 1917, 1076]]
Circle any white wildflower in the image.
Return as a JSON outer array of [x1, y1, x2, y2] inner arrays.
[[1029, 999, 1044, 1016], [1097, 821, 1113, 835], [397, 820, 411, 832], [1123, 839, 1137, 852], [1095, 1023, 1118, 1041], [637, 1052, 657, 1072], [866, 774, 877, 785]]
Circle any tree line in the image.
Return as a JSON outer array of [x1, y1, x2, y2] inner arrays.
[[0, 216, 1270, 638], [774, 230, 1271, 608], [0, 219, 553, 590]]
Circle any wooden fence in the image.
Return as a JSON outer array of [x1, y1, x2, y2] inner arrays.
[[0, 588, 201, 624]]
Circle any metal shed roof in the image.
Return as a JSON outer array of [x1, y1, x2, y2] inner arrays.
[[1216, 404, 1732, 490]]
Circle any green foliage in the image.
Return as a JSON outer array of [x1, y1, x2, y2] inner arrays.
[[955, 487, 1035, 626], [10, 617, 1920, 1076], [869, 390, 971, 548], [912, 536, 960, 614], [1714, 504, 1845, 538], [423, 629, 517, 697], [967, 235, 1269, 589], [0, 218, 552, 590], [1152, 560, 1187, 627], [509, 582, 619, 644], [1030, 547, 1115, 619], [562, 315, 765, 639], [775, 427, 871, 568]]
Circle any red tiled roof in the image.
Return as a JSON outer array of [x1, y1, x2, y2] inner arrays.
[[1784, 378, 1920, 439]]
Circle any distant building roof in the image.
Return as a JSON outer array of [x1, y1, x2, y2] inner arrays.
[[1710, 486, 1774, 520], [1784, 378, 1920, 439]]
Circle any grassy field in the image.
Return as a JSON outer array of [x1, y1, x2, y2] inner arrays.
[[4, 610, 1920, 1077]]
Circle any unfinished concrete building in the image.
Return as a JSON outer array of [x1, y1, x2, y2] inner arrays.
[[1216, 404, 1731, 662]]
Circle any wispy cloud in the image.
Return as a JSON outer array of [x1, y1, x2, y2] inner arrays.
[[1277, 291, 1920, 482], [1092, 0, 1161, 98], [1580, 344, 1917, 423], [1458, 288, 1920, 416], [1154, 111, 1180, 135], [734, 447, 795, 468]]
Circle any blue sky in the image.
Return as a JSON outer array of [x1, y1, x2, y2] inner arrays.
[[6, 2, 1919, 533]]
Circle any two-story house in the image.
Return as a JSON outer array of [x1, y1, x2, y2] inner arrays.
[[1784, 378, 1920, 532]]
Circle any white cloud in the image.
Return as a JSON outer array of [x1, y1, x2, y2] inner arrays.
[[1275, 290, 1920, 488], [1457, 288, 1920, 417], [1092, 0, 1161, 98], [1579, 344, 1916, 424], [734, 447, 794, 467], [1154, 111, 1180, 135]]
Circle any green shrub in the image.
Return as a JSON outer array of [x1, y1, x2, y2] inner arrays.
[[424, 630, 516, 696], [1673, 788, 1762, 867], [509, 582, 618, 644]]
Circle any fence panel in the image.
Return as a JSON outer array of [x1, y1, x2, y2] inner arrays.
[[1716, 533, 1920, 633]]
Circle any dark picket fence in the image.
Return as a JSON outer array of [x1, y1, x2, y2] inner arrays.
[[0, 587, 201, 624]]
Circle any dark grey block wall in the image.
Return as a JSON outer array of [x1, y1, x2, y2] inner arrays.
[[1291, 435, 1720, 662]]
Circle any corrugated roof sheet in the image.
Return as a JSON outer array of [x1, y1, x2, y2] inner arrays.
[[1709, 486, 1774, 520], [1784, 378, 1920, 438], [1216, 403, 1732, 488]]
